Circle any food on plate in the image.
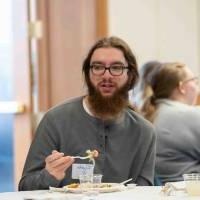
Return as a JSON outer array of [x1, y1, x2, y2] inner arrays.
[[96, 183, 112, 188], [66, 183, 80, 188], [80, 183, 114, 189], [65, 183, 113, 189], [60, 183, 124, 193]]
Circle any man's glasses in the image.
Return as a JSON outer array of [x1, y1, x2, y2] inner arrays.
[[90, 64, 129, 76]]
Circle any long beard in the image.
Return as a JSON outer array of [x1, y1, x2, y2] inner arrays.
[[87, 80, 130, 119]]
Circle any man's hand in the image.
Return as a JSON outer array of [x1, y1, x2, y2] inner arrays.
[[45, 150, 74, 180]]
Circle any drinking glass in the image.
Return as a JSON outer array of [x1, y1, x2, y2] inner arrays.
[[183, 173, 200, 196], [79, 174, 93, 190], [79, 174, 100, 200], [92, 174, 103, 184]]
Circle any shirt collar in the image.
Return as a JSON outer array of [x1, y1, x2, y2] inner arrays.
[[82, 97, 94, 116]]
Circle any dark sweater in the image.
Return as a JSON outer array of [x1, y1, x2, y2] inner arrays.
[[19, 96, 156, 190]]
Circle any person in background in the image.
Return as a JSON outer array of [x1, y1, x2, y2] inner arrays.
[[130, 61, 162, 109], [141, 62, 200, 184], [19, 36, 156, 190]]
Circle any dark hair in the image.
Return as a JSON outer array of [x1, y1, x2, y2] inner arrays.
[[82, 36, 139, 90], [141, 62, 187, 122], [138, 61, 162, 101]]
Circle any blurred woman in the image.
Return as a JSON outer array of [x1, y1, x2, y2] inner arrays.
[[130, 61, 161, 109], [142, 62, 200, 184]]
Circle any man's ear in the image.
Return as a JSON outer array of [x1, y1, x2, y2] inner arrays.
[[178, 81, 186, 94]]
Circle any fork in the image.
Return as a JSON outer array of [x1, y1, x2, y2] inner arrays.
[[72, 156, 90, 160], [120, 178, 133, 185]]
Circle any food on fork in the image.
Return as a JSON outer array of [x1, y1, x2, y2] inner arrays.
[[72, 149, 99, 160], [86, 149, 99, 165], [72, 149, 99, 165], [86, 149, 99, 160]]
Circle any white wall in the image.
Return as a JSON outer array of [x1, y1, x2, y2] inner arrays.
[[108, 0, 200, 74]]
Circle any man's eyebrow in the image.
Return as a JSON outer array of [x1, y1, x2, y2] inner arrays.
[[90, 61, 104, 65], [111, 61, 126, 65], [91, 61, 126, 65]]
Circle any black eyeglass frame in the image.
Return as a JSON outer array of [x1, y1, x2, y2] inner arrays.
[[90, 64, 129, 76]]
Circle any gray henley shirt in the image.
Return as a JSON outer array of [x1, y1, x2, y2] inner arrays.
[[19, 96, 156, 190]]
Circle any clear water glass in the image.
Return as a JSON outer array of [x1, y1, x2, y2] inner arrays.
[[79, 174, 93, 185], [183, 173, 200, 196], [92, 174, 103, 184]]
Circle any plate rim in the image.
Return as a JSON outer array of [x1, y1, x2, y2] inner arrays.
[[64, 182, 125, 193]]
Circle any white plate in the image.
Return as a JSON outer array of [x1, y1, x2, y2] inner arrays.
[[126, 183, 137, 189], [50, 183, 125, 194]]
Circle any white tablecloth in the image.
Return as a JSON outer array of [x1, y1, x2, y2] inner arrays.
[[0, 186, 199, 200]]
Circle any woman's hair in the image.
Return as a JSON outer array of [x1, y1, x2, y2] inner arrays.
[[82, 36, 139, 91], [141, 62, 188, 122], [137, 61, 162, 104]]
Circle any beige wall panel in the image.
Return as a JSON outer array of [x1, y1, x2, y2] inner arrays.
[[37, 0, 108, 109], [47, 0, 97, 106]]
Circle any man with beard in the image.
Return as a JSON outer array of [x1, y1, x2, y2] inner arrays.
[[19, 37, 156, 191]]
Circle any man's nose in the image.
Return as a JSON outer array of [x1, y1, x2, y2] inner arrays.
[[103, 68, 113, 78]]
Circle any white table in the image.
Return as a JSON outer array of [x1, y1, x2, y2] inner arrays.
[[0, 186, 199, 200]]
